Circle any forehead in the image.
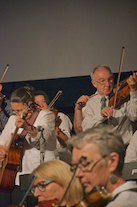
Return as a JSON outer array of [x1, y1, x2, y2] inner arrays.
[[34, 95, 45, 101], [72, 142, 100, 163], [34, 177, 44, 185], [94, 67, 112, 79], [11, 102, 26, 109]]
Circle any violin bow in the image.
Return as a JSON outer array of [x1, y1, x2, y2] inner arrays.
[[48, 90, 63, 109], [113, 47, 125, 109], [0, 64, 9, 83], [18, 175, 36, 206], [58, 170, 76, 207]]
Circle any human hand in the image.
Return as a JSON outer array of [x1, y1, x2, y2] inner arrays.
[[0, 84, 2, 92], [0, 146, 6, 161], [101, 107, 113, 117], [127, 72, 137, 92], [15, 118, 28, 129], [75, 95, 90, 110]]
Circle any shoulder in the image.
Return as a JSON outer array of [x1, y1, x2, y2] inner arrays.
[[58, 112, 69, 119], [39, 109, 54, 115], [39, 109, 55, 119], [58, 112, 72, 126]]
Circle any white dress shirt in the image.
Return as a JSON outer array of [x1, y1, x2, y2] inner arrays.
[[82, 90, 137, 144], [106, 181, 137, 207], [125, 130, 137, 163]]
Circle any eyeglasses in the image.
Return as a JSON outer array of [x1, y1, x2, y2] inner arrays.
[[94, 76, 114, 85], [31, 179, 53, 194], [11, 109, 24, 114], [70, 155, 107, 173]]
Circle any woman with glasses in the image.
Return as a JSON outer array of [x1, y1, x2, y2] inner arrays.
[[0, 86, 59, 207], [30, 160, 83, 206], [70, 124, 137, 207], [74, 65, 137, 146]]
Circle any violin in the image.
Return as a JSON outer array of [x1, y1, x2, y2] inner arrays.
[[6, 199, 59, 207], [108, 77, 130, 108], [6, 186, 111, 207], [50, 107, 58, 117], [73, 186, 112, 207]]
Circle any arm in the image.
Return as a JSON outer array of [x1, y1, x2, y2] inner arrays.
[[124, 131, 137, 163], [0, 145, 6, 161], [25, 109, 57, 151], [73, 95, 89, 134], [15, 118, 38, 138], [55, 112, 72, 147], [82, 94, 109, 131], [122, 72, 137, 121]]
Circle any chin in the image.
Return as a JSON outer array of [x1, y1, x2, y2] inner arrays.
[[84, 184, 94, 194], [38, 197, 45, 202]]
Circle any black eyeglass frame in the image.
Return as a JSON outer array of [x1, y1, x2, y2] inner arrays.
[[70, 154, 107, 173]]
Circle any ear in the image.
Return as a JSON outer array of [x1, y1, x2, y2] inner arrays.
[[92, 80, 97, 89], [107, 152, 119, 173]]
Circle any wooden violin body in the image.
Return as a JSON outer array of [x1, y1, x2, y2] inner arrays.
[[6, 199, 59, 207], [0, 135, 23, 191], [74, 186, 111, 207], [109, 77, 130, 108]]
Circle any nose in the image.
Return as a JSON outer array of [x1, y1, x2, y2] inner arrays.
[[105, 80, 110, 86], [33, 187, 41, 197], [41, 103, 45, 109], [74, 167, 84, 178], [15, 111, 21, 116]]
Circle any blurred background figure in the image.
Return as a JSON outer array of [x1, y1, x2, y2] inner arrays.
[[34, 90, 72, 164]]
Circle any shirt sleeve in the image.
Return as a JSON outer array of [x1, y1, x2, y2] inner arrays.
[[57, 112, 72, 139], [82, 98, 106, 131], [25, 109, 57, 151], [124, 131, 137, 163]]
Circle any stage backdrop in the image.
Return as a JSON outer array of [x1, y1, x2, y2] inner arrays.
[[0, 0, 137, 83]]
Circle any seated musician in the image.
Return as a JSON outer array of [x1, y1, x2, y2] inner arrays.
[[30, 160, 83, 206], [74, 65, 137, 146], [0, 86, 59, 206], [69, 124, 137, 207], [34, 90, 72, 164]]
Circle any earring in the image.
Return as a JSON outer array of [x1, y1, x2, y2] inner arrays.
[[109, 174, 116, 184]]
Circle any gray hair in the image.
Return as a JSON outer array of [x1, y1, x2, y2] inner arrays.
[[91, 65, 112, 80], [10, 86, 35, 105], [69, 124, 125, 174]]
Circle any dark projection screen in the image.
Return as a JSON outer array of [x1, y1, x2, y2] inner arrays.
[[0, 0, 137, 83]]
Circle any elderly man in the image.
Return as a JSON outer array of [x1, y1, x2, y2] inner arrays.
[[74, 65, 137, 145]]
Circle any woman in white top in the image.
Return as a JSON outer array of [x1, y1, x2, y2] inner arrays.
[[0, 86, 58, 206]]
